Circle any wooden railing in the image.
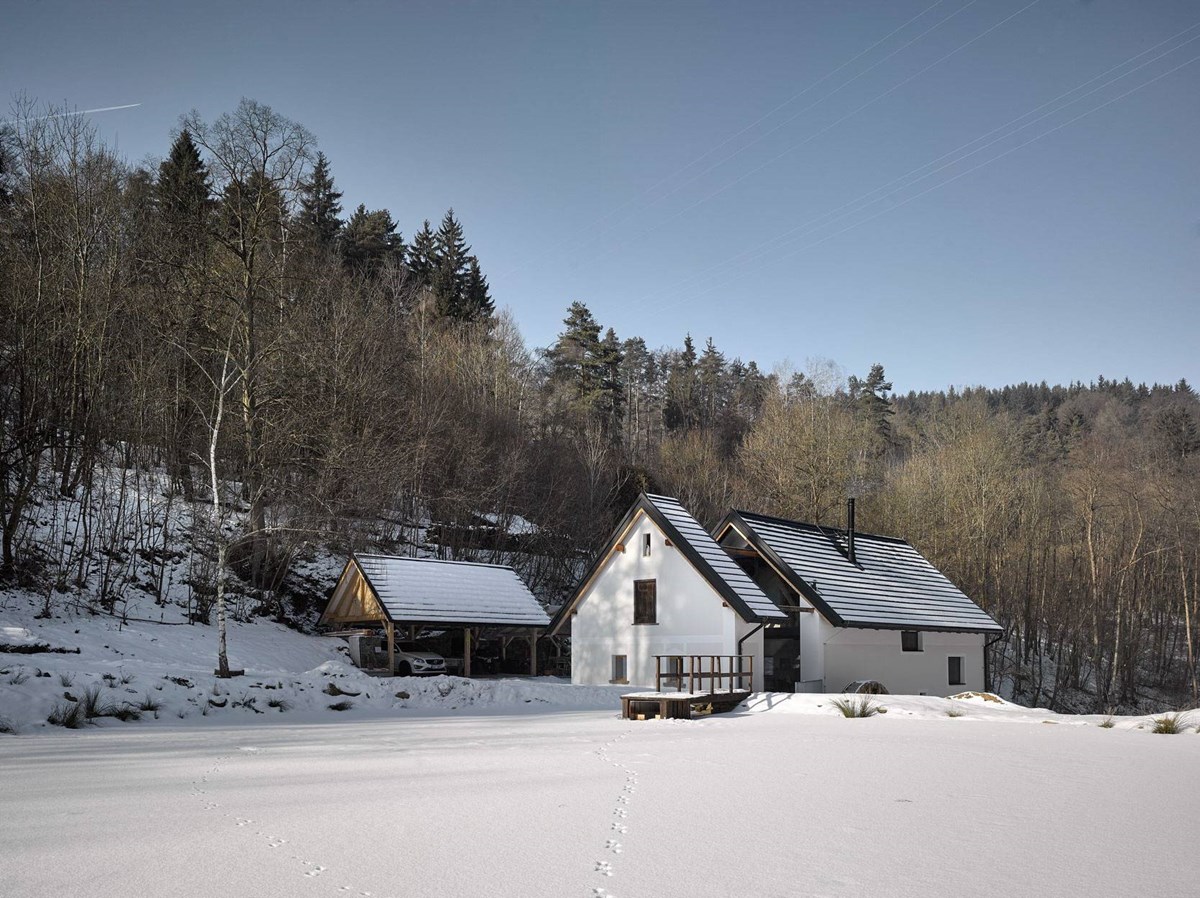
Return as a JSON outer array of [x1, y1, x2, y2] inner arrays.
[[653, 655, 753, 695]]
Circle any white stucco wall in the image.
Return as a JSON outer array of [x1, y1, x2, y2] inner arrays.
[[570, 512, 763, 690], [820, 621, 986, 696]]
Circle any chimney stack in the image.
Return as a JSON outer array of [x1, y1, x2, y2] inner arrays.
[[846, 497, 856, 564]]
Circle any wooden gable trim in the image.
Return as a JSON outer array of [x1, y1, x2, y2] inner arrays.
[[549, 496, 773, 636], [320, 558, 391, 627], [548, 509, 651, 635]]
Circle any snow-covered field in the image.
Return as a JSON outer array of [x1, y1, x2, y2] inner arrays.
[[2, 693, 1199, 898], [3, 600, 1199, 897]]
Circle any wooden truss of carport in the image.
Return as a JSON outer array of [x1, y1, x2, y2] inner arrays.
[[319, 554, 552, 677]]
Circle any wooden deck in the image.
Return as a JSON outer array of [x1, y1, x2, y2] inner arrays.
[[621, 655, 753, 720]]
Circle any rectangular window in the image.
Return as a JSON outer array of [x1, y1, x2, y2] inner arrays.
[[611, 655, 628, 684], [633, 579, 657, 625], [642, 532, 652, 557], [901, 631, 922, 652], [948, 656, 964, 686]]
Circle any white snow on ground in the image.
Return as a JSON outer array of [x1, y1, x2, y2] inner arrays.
[[3, 598, 1200, 897], [2, 695, 1198, 898]]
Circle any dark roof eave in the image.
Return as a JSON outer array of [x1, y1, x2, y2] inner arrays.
[[838, 620, 1003, 635]]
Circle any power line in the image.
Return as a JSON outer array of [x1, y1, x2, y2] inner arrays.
[[573, 0, 1043, 279], [650, 49, 1200, 315], [495, 1, 958, 279], [642, 20, 1200, 306]]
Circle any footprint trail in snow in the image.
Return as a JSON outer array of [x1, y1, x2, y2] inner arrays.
[[590, 727, 640, 897], [188, 746, 395, 897]]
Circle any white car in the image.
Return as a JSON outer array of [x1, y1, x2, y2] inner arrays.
[[394, 643, 446, 676]]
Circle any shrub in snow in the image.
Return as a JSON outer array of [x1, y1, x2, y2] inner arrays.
[[47, 701, 85, 728], [328, 700, 353, 711], [1151, 713, 1190, 734], [0, 715, 16, 734], [322, 682, 360, 697], [830, 696, 881, 718], [81, 685, 116, 721]]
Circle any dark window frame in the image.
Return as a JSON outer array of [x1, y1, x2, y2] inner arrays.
[[633, 579, 657, 625], [611, 654, 628, 684], [642, 532, 652, 557], [948, 655, 965, 686], [901, 630, 922, 652]]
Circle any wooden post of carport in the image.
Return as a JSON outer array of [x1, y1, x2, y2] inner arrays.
[[529, 633, 538, 676], [463, 627, 472, 678], [385, 620, 395, 675]]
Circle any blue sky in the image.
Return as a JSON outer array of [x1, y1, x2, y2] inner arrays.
[[5, 0, 1198, 393]]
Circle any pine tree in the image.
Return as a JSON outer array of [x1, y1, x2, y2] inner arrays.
[[547, 302, 605, 415], [849, 362, 894, 452], [431, 208, 469, 318], [340, 204, 404, 275], [462, 256, 494, 323], [297, 151, 342, 249], [156, 129, 213, 251]]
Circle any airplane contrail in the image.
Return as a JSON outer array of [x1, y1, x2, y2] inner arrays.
[[1, 103, 141, 125]]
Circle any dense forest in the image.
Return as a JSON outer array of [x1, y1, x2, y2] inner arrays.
[[2, 99, 1197, 712]]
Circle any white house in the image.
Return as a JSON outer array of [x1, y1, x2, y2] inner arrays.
[[548, 494, 785, 692], [551, 494, 1003, 697]]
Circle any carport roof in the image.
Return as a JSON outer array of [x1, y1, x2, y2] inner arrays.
[[345, 554, 551, 628]]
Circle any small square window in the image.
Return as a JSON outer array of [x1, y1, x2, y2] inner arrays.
[[901, 631, 922, 652], [948, 656, 965, 686], [611, 655, 628, 684], [634, 579, 657, 625], [642, 533, 652, 557]]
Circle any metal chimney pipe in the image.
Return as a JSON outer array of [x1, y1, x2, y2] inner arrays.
[[847, 497, 856, 564]]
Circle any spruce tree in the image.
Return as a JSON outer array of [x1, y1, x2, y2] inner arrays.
[[156, 129, 213, 251], [462, 256, 494, 322], [431, 208, 469, 319], [664, 334, 700, 431], [340, 204, 404, 276], [598, 327, 625, 435], [297, 151, 342, 249], [408, 219, 437, 288]]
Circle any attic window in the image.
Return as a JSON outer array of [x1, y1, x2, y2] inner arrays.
[[901, 631, 922, 652], [948, 656, 964, 686], [642, 532, 652, 557], [634, 579, 657, 625]]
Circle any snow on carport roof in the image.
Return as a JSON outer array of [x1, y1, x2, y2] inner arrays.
[[354, 554, 550, 628]]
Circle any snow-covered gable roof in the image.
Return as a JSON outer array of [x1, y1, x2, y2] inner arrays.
[[721, 511, 1002, 634], [547, 494, 784, 635], [353, 554, 550, 628]]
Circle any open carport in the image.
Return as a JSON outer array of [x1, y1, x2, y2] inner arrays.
[[318, 554, 551, 676]]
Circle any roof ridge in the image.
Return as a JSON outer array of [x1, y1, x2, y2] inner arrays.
[[354, 553, 519, 572], [732, 509, 910, 545]]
